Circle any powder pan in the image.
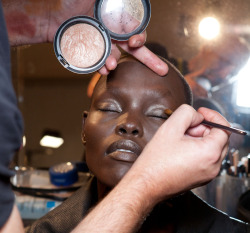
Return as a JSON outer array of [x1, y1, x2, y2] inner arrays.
[[54, 16, 111, 74], [94, 0, 151, 41]]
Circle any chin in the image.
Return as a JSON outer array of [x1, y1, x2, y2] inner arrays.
[[99, 165, 131, 188]]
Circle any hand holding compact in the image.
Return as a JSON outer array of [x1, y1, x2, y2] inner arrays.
[[53, 0, 168, 76]]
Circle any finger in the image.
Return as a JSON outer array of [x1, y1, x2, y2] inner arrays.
[[220, 141, 230, 163], [194, 108, 230, 156], [106, 44, 121, 70], [198, 107, 230, 126], [128, 31, 147, 48], [164, 104, 204, 137], [99, 56, 117, 75], [186, 124, 210, 137], [197, 107, 231, 139], [98, 44, 121, 75], [99, 65, 110, 75], [105, 56, 118, 71], [118, 42, 169, 76]]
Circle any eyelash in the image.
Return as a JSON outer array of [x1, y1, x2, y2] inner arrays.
[[98, 107, 168, 119], [99, 108, 120, 113], [149, 115, 168, 120]]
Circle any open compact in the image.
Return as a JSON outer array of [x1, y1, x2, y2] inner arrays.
[[54, 0, 151, 74]]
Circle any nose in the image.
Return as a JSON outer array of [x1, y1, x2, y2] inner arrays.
[[115, 113, 143, 137]]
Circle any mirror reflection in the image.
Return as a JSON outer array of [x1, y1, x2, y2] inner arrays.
[[11, 0, 250, 223], [100, 0, 144, 34]]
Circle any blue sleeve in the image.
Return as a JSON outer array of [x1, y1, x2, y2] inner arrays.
[[0, 1, 24, 228]]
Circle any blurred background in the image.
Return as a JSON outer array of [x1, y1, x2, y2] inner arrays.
[[10, 0, 250, 222]]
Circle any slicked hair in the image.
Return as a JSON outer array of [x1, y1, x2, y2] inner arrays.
[[92, 54, 193, 106]]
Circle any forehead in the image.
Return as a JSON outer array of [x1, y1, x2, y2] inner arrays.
[[93, 59, 186, 104]]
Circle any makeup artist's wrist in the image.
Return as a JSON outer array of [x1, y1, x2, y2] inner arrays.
[[121, 165, 171, 207], [2, 0, 95, 46], [113, 170, 158, 222]]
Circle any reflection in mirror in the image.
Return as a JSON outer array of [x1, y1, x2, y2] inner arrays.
[[146, 0, 250, 222], [100, 0, 144, 34], [12, 0, 250, 223]]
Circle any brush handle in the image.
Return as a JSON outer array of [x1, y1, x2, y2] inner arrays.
[[202, 120, 247, 135], [164, 109, 247, 136]]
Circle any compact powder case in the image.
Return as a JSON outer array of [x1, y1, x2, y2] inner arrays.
[[94, 0, 151, 41], [54, 0, 151, 74], [54, 16, 111, 74]]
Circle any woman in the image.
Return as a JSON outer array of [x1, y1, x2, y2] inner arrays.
[[26, 56, 248, 233]]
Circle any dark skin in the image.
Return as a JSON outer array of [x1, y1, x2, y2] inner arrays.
[[82, 57, 188, 232]]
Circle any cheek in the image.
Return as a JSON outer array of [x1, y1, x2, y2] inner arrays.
[[144, 119, 165, 141], [83, 116, 116, 171], [84, 113, 114, 142]]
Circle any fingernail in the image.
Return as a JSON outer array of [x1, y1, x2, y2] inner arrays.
[[134, 40, 142, 47]]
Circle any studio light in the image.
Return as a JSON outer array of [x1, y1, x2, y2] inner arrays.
[[40, 130, 64, 149], [199, 17, 220, 40], [22, 136, 26, 147], [233, 57, 250, 112]]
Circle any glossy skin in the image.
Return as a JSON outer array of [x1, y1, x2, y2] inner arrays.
[[82, 57, 188, 197]]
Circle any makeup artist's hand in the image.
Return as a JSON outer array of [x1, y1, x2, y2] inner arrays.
[[128, 104, 230, 202], [71, 105, 230, 233], [99, 33, 169, 76], [2, 0, 96, 45], [96, 3, 169, 76], [3, 0, 168, 76]]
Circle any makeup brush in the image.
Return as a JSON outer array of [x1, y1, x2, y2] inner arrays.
[[164, 109, 247, 136]]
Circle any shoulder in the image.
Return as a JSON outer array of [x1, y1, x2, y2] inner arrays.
[[25, 174, 97, 233], [172, 191, 250, 233]]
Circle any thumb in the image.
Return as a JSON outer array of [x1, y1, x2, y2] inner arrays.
[[162, 104, 204, 137]]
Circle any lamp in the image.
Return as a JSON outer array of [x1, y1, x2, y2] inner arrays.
[[40, 130, 64, 148], [232, 57, 250, 114], [199, 17, 220, 40]]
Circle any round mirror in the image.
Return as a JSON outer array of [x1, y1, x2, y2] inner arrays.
[[95, 0, 151, 40]]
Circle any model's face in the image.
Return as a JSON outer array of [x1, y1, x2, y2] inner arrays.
[[83, 59, 186, 188]]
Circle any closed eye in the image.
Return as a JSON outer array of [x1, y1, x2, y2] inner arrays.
[[145, 105, 170, 120], [99, 108, 120, 113], [146, 107, 169, 120], [97, 102, 122, 113], [148, 115, 168, 120]]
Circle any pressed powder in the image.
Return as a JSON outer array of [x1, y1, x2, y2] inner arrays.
[[54, 16, 111, 74], [95, 0, 151, 40], [54, 0, 150, 74], [60, 24, 105, 68]]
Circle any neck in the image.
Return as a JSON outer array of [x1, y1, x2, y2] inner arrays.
[[96, 179, 175, 233], [97, 180, 112, 201]]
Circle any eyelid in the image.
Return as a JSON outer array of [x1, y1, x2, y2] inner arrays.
[[145, 106, 168, 119], [97, 101, 122, 112]]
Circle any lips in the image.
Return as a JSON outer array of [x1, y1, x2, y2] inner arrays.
[[106, 139, 143, 162]]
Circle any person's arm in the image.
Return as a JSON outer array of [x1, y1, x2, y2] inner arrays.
[[2, 0, 95, 46], [2, 0, 168, 76], [0, 205, 24, 233], [72, 105, 230, 233], [0, 105, 230, 233]]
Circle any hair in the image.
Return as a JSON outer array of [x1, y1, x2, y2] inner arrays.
[[92, 54, 193, 106], [193, 97, 225, 116], [159, 56, 193, 106]]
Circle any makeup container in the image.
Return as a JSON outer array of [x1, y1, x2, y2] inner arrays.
[[49, 162, 78, 186], [54, 0, 151, 74]]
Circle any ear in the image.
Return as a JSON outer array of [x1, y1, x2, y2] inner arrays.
[[81, 111, 89, 144], [82, 111, 89, 127]]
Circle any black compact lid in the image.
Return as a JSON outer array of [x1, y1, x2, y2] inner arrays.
[[54, 16, 111, 74], [94, 0, 151, 41]]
